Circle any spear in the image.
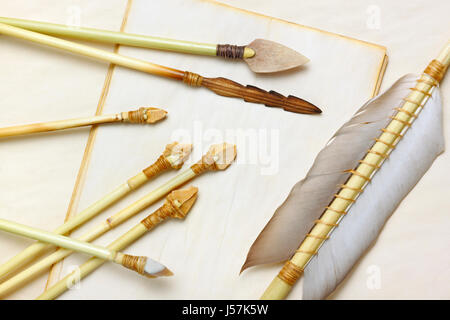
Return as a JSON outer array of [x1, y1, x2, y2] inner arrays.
[[0, 22, 320, 115], [36, 186, 198, 300], [242, 43, 449, 299], [0, 16, 309, 74], [0, 107, 166, 139], [0, 218, 172, 279], [0, 142, 191, 282], [0, 143, 236, 297], [0, 186, 198, 298]]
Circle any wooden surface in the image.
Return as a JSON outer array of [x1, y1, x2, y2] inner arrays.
[[0, 0, 392, 299]]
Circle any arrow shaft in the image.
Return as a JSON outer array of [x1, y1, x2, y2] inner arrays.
[[0, 16, 219, 56], [0, 218, 113, 260], [0, 22, 185, 79], [0, 22, 317, 113]]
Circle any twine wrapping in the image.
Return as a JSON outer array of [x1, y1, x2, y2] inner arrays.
[[424, 59, 446, 82], [121, 254, 147, 276], [190, 157, 216, 174], [140, 203, 174, 230], [278, 261, 303, 286], [216, 44, 245, 59], [143, 155, 171, 178], [127, 107, 148, 124], [183, 71, 203, 87]]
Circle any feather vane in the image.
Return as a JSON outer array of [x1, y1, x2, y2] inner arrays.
[[303, 83, 444, 299], [242, 74, 420, 271]]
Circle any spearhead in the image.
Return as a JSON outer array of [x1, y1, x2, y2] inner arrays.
[[191, 143, 237, 174], [163, 142, 193, 169], [166, 186, 199, 219], [217, 39, 309, 74], [245, 39, 309, 74], [201, 77, 320, 114], [142, 142, 192, 179], [183, 72, 321, 114], [123, 107, 167, 124], [140, 186, 198, 229]]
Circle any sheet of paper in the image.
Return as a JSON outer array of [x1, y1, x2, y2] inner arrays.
[[0, 0, 128, 299], [53, 0, 387, 299]]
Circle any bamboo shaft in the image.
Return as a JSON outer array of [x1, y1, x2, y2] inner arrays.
[[0, 202, 181, 298], [0, 22, 185, 80], [0, 248, 69, 298], [38, 185, 199, 300], [262, 43, 449, 300], [0, 107, 167, 139], [0, 218, 160, 298], [0, 114, 121, 138], [0, 162, 160, 281], [37, 221, 151, 300], [0, 144, 232, 298], [0, 218, 114, 260], [0, 17, 218, 56], [0, 169, 196, 298], [0, 225, 146, 298]]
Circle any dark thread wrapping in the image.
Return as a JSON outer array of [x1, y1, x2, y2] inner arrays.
[[216, 44, 245, 59]]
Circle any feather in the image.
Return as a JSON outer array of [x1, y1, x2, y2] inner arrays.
[[242, 74, 419, 271], [303, 84, 444, 299]]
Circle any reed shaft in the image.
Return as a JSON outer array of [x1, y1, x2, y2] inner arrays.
[[37, 223, 149, 300], [0, 169, 196, 297], [0, 17, 218, 56], [0, 225, 146, 298], [0, 22, 185, 80], [0, 219, 114, 260], [38, 198, 184, 300], [0, 167, 153, 281], [0, 114, 121, 138]]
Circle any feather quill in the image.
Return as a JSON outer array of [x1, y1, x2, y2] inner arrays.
[[303, 84, 444, 299], [242, 74, 420, 271]]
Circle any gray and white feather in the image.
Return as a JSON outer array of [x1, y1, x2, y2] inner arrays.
[[242, 74, 423, 271], [303, 77, 444, 299]]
